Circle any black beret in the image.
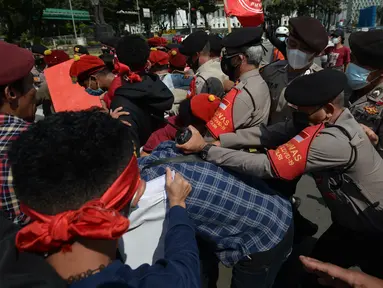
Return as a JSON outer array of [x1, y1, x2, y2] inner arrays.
[[74, 45, 89, 55], [179, 31, 208, 56], [31, 44, 48, 55], [349, 30, 383, 69], [222, 27, 263, 55], [0, 41, 34, 86], [285, 69, 347, 107], [289, 16, 328, 54], [331, 29, 344, 38], [208, 34, 223, 53]]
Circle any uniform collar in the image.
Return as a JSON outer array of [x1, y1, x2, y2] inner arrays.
[[333, 108, 354, 125], [239, 69, 260, 82]]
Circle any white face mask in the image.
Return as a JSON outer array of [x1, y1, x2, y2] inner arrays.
[[286, 48, 314, 70], [332, 37, 340, 45]]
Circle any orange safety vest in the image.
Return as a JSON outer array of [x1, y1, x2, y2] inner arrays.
[[206, 86, 241, 139], [273, 47, 285, 62], [267, 123, 325, 181]]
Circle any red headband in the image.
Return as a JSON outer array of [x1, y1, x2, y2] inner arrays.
[[16, 156, 141, 253]]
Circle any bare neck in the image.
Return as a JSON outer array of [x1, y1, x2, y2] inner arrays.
[[0, 103, 18, 118], [336, 43, 343, 49], [46, 239, 117, 281]]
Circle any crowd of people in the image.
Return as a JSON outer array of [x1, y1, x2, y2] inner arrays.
[[0, 15, 382, 288]]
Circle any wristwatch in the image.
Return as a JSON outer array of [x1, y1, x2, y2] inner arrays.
[[200, 144, 214, 160]]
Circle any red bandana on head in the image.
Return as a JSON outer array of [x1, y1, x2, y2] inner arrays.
[[103, 57, 142, 108], [16, 156, 141, 253]]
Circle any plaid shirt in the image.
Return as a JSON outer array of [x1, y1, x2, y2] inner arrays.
[[0, 115, 30, 225], [138, 141, 292, 267]]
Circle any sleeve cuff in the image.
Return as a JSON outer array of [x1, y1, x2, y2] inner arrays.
[[219, 133, 240, 149], [167, 206, 194, 231]]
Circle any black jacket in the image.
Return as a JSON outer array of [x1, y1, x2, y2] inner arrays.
[[111, 73, 174, 148], [0, 213, 66, 288]]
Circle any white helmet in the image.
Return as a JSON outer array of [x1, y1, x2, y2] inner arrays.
[[276, 26, 289, 36]]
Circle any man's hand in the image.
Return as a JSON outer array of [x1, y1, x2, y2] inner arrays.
[[176, 126, 207, 154], [300, 256, 383, 288], [110, 107, 132, 127], [360, 124, 379, 146], [165, 167, 192, 208]]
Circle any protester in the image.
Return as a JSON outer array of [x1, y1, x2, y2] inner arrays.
[[206, 27, 271, 141], [0, 41, 36, 224], [147, 36, 168, 50], [180, 31, 227, 98], [260, 16, 327, 124], [142, 93, 221, 155], [137, 141, 293, 288], [178, 69, 383, 284], [73, 45, 89, 56], [100, 36, 120, 55], [112, 35, 174, 148], [9, 110, 200, 288], [168, 48, 187, 72], [325, 29, 350, 71], [348, 30, 383, 158], [148, 48, 170, 77]]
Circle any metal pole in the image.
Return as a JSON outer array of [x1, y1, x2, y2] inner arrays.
[[68, 0, 78, 40], [223, 0, 232, 33], [188, 0, 192, 34], [136, 0, 142, 32]]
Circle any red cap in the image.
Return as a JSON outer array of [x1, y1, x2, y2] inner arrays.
[[169, 48, 187, 69], [0, 41, 34, 86], [69, 55, 106, 83], [147, 37, 168, 47], [44, 50, 70, 67], [190, 93, 220, 123], [149, 49, 169, 66]]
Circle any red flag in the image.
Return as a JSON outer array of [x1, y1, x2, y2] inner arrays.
[[224, 0, 264, 27]]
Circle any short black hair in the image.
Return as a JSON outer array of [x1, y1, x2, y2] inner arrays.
[[99, 54, 115, 72], [150, 64, 169, 73], [116, 35, 150, 72], [8, 109, 134, 215], [178, 98, 204, 127]]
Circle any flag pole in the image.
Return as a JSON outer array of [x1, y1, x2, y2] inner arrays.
[[223, 0, 232, 33]]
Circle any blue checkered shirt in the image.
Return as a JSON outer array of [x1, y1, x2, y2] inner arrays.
[[138, 141, 292, 267]]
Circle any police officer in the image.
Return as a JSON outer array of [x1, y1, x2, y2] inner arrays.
[[31, 44, 48, 88], [205, 27, 271, 141], [347, 30, 383, 158], [178, 70, 383, 281], [261, 16, 328, 126], [180, 31, 227, 98]]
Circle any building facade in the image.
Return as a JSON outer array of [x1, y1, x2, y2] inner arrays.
[[346, 0, 381, 26]]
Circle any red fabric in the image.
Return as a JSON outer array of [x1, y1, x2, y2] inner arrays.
[[325, 46, 351, 68], [191, 94, 220, 123], [206, 88, 240, 139], [16, 156, 141, 253], [104, 57, 142, 109], [147, 37, 168, 47], [187, 76, 197, 99], [44, 50, 70, 67], [0, 41, 34, 86], [225, 0, 264, 27], [149, 50, 169, 66], [273, 48, 285, 61], [169, 49, 187, 70], [267, 124, 324, 181], [143, 116, 181, 153], [69, 55, 105, 81]]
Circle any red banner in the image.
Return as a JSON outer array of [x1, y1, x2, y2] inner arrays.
[[224, 0, 264, 27]]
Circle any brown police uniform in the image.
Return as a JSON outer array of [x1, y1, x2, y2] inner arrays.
[[205, 27, 271, 141], [348, 30, 383, 158]]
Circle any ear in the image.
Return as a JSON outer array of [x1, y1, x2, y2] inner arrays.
[[323, 103, 335, 116], [132, 180, 146, 207], [4, 86, 18, 103]]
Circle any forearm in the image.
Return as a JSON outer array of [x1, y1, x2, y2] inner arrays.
[[206, 146, 275, 178], [219, 122, 296, 149]]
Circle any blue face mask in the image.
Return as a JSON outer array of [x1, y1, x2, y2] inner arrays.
[[345, 63, 375, 90], [277, 36, 286, 42], [85, 87, 104, 96]]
